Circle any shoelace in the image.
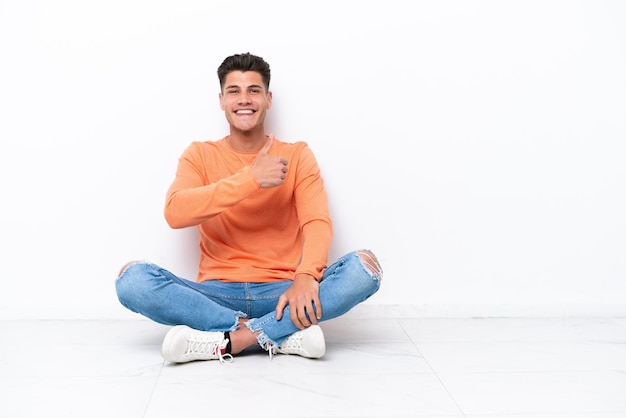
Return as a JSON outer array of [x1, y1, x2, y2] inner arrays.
[[264, 334, 305, 360], [275, 334, 302, 353], [264, 342, 277, 361], [217, 347, 233, 364], [187, 336, 233, 364]]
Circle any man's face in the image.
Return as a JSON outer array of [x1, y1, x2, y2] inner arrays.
[[219, 71, 272, 133]]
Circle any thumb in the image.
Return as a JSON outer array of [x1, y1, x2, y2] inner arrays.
[[258, 134, 274, 155]]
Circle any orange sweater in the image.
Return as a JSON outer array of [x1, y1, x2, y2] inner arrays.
[[164, 137, 333, 283]]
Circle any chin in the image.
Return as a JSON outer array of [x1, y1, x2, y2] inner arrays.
[[234, 122, 263, 133]]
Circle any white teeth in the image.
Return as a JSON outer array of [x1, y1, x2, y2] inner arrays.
[[236, 110, 253, 115]]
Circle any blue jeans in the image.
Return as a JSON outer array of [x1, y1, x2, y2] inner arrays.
[[115, 250, 381, 347]]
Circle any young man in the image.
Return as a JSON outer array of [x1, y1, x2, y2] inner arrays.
[[116, 52, 382, 363]]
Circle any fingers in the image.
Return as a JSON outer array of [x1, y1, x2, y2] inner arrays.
[[276, 277, 321, 329], [293, 314, 309, 329], [250, 134, 289, 188], [290, 299, 321, 329], [290, 307, 309, 329], [275, 295, 287, 321], [312, 294, 322, 320], [277, 298, 322, 329]]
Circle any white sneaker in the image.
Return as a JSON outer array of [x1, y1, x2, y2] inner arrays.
[[161, 325, 232, 364], [274, 325, 326, 359]]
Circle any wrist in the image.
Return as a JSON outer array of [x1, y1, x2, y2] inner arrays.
[[295, 273, 319, 283]]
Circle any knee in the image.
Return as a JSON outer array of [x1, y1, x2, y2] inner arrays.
[[356, 250, 383, 281], [115, 261, 150, 306], [118, 260, 142, 277]]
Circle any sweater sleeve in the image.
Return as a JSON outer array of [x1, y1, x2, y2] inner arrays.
[[164, 142, 261, 229], [293, 144, 333, 280]]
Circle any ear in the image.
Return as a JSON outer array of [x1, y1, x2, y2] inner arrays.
[[219, 92, 225, 110], [266, 91, 273, 109]]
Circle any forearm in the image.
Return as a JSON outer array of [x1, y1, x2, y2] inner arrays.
[[295, 219, 333, 281], [164, 166, 260, 228]]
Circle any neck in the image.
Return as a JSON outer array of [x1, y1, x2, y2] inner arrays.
[[226, 131, 267, 152]]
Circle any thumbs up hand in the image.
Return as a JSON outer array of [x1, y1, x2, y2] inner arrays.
[[251, 134, 288, 188]]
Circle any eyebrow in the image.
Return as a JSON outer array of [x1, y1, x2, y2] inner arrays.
[[224, 84, 264, 91]]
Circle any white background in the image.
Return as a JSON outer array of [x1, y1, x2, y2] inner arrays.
[[1, 0, 624, 319]]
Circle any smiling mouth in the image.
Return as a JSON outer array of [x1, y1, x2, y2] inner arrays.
[[235, 109, 255, 115]]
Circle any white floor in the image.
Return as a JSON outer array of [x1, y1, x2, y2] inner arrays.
[[2, 317, 626, 418]]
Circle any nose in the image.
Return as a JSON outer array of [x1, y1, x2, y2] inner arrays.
[[238, 91, 252, 104]]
